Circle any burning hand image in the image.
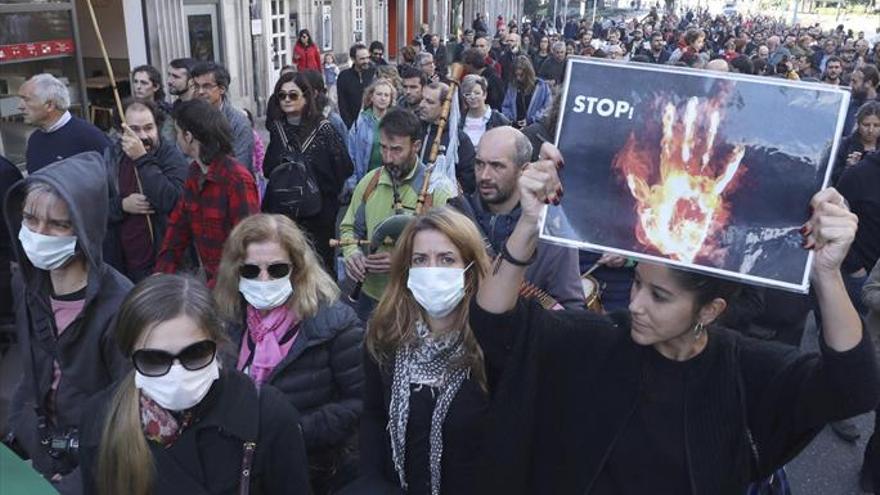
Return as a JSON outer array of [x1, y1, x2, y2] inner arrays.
[[612, 93, 747, 264]]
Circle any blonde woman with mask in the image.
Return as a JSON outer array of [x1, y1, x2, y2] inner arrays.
[[78, 274, 310, 494], [214, 213, 364, 494], [350, 207, 491, 495]]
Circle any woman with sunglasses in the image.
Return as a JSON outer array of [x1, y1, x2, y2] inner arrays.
[[469, 156, 880, 494], [459, 74, 510, 148], [348, 207, 491, 495], [293, 29, 321, 72], [263, 71, 353, 272], [78, 274, 310, 495], [215, 213, 364, 494]]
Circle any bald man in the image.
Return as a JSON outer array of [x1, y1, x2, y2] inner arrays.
[[454, 126, 584, 308]]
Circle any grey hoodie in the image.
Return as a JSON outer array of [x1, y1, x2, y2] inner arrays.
[[4, 151, 132, 479]]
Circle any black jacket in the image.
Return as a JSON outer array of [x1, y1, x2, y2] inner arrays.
[[102, 136, 189, 275], [0, 156, 22, 320], [471, 300, 880, 495], [79, 370, 311, 494], [227, 300, 364, 455], [4, 152, 133, 478], [479, 67, 505, 112], [419, 122, 476, 195], [838, 151, 880, 273], [337, 68, 377, 128]]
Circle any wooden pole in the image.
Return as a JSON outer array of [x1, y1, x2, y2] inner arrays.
[[84, 0, 155, 241]]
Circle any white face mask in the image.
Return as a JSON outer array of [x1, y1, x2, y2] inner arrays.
[[239, 277, 293, 310], [18, 224, 77, 271], [407, 263, 472, 319], [135, 359, 220, 411]]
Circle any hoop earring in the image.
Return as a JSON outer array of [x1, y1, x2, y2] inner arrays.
[[692, 321, 705, 339]]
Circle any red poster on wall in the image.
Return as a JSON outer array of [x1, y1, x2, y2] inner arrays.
[[0, 38, 75, 62]]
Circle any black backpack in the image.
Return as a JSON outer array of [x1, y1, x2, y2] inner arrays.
[[264, 120, 324, 219]]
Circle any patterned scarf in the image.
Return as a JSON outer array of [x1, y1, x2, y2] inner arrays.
[[388, 319, 469, 495], [237, 305, 300, 385], [139, 392, 194, 448]]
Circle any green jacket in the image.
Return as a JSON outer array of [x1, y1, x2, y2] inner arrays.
[[339, 162, 452, 300]]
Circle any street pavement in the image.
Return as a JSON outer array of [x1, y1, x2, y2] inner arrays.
[[788, 313, 873, 495]]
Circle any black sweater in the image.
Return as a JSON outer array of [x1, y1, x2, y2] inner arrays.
[[470, 300, 880, 495], [838, 152, 880, 274]]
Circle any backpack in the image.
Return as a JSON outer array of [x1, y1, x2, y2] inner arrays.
[[263, 121, 324, 219]]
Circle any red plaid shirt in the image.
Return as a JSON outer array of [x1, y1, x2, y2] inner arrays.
[[155, 155, 259, 285]]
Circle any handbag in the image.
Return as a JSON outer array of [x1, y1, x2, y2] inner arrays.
[[264, 121, 324, 219]]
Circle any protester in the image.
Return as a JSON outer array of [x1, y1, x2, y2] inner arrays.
[[167, 58, 197, 109], [462, 47, 505, 112], [262, 72, 353, 272], [0, 155, 22, 324], [154, 99, 259, 286], [190, 62, 256, 172], [214, 214, 363, 493], [862, 258, 880, 491], [369, 41, 389, 66], [398, 64, 427, 113], [78, 274, 311, 494], [339, 108, 454, 321], [323, 52, 340, 103], [418, 82, 477, 194], [426, 34, 449, 77], [456, 127, 582, 308], [844, 64, 880, 135], [298, 70, 349, 149], [4, 152, 133, 492], [460, 74, 511, 147], [537, 41, 567, 85], [130, 65, 171, 114], [18, 74, 110, 174], [338, 44, 377, 128], [471, 155, 880, 494], [349, 79, 398, 188], [833, 101, 880, 185], [501, 55, 551, 128], [822, 56, 845, 85], [103, 99, 188, 282], [474, 35, 503, 78], [531, 35, 552, 70], [356, 207, 491, 494], [294, 29, 322, 72]]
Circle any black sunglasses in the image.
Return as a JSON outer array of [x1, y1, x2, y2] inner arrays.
[[239, 262, 292, 280], [277, 91, 301, 101], [132, 340, 217, 377]]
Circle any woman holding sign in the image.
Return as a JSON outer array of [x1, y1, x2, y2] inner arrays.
[[470, 152, 880, 494]]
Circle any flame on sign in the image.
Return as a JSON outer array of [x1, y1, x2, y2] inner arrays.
[[612, 94, 747, 263]]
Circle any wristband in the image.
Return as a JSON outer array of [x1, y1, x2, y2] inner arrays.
[[501, 241, 537, 266]]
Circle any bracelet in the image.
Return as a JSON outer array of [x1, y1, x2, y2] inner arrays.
[[500, 241, 537, 267]]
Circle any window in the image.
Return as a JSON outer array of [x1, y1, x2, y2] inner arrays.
[[353, 0, 364, 43]]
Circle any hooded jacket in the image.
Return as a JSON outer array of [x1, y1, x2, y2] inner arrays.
[[4, 152, 133, 479], [102, 135, 189, 275]]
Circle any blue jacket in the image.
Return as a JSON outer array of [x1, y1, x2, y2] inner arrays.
[[347, 109, 379, 189], [501, 78, 552, 126]]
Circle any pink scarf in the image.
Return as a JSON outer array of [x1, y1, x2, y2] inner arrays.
[[237, 305, 300, 385]]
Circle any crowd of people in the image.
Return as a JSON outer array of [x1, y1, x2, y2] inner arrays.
[[1, 5, 880, 495]]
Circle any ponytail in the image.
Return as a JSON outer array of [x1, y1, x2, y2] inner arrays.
[[96, 372, 154, 495]]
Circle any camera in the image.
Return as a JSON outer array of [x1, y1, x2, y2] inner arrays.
[[46, 428, 80, 459]]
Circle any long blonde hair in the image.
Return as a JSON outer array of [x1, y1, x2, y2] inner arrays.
[[214, 213, 339, 321], [96, 275, 228, 495], [367, 207, 490, 388]]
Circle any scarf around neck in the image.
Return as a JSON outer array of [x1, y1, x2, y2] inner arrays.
[[388, 319, 469, 495], [237, 304, 300, 385], [140, 392, 194, 448]]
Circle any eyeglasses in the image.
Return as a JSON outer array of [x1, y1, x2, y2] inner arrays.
[[194, 82, 219, 91], [132, 340, 217, 377], [372, 51, 384, 57], [239, 262, 292, 279], [277, 91, 301, 101]]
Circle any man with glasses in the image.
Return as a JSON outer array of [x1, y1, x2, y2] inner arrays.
[[190, 61, 255, 172], [338, 43, 376, 128], [369, 41, 388, 66]]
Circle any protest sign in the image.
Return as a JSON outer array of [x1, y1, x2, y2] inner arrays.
[[541, 58, 850, 292]]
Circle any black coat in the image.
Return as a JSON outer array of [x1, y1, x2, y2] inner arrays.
[[337, 68, 376, 128], [479, 67, 505, 112], [227, 300, 364, 456], [79, 370, 310, 494], [838, 152, 880, 274], [471, 300, 880, 495]]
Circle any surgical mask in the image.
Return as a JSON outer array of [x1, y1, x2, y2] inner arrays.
[[18, 224, 77, 271], [407, 263, 472, 319], [135, 359, 220, 411], [239, 277, 293, 310]]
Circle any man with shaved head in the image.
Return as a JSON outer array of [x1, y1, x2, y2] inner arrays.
[[455, 126, 583, 308]]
